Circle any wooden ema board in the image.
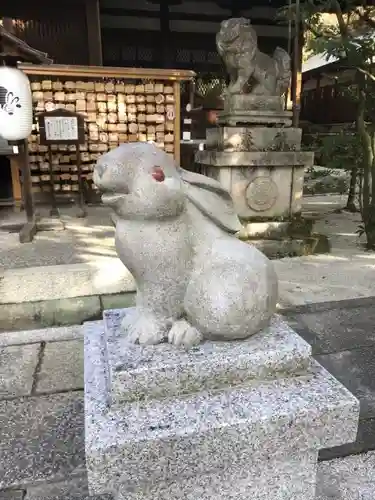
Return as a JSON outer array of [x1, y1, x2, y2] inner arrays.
[[36, 108, 86, 216], [28, 79, 179, 199]]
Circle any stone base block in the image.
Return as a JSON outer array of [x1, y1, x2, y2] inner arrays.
[[219, 95, 292, 126], [195, 150, 314, 219], [235, 220, 330, 258], [244, 234, 331, 259], [206, 126, 302, 153], [223, 94, 285, 113], [117, 452, 317, 499], [218, 109, 292, 126], [84, 310, 359, 500], [195, 150, 314, 168], [238, 219, 314, 240]]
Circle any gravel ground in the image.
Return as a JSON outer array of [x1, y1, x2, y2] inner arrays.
[[0, 205, 116, 269], [0, 195, 363, 270]]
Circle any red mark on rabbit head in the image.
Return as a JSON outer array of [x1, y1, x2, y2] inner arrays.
[[151, 166, 165, 182]]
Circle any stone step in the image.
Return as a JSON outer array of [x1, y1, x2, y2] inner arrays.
[[0, 262, 136, 331], [3, 249, 375, 331], [0, 262, 135, 305], [0, 391, 367, 499], [0, 324, 84, 347], [4, 452, 375, 500], [2, 310, 374, 464]]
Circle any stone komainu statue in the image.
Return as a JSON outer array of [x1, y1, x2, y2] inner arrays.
[[216, 17, 291, 97], [93, 142, 278, 348]]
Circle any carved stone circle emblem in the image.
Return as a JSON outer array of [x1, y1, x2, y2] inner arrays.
[[245, 176, 278, 212]]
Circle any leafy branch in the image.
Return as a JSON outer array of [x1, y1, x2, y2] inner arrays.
[[280, 0, 375, 247]]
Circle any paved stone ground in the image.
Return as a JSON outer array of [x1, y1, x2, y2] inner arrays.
[[0, 205, 116, 269], [0, 194, 361, 271], [284, 296, 375, 460], [1, 195, 374, 497], [2, 196, 375, 330], [316, 451, 375, 499], [1, 297, 375, 498], [0, 325, 111, 499]]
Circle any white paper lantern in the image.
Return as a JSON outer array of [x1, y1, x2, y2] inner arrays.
[[0, 66, 33, 141]]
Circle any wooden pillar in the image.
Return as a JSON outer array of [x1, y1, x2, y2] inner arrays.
[[160, 0, 171, 68], [292, 0, 303, 127], [2, 17, 13, 32], [173, 81, 181, 164], [293, 54, 303, 126], [18, 140, 37, 243], [85, 0, 103, 66], [9, 154, 23, 212], [231, 0, 242, 16], [312, 74, 321, 123]]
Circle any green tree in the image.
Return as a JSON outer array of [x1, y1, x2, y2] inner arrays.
[[284, 1, 375, 248], [315, 131, 362, 211]]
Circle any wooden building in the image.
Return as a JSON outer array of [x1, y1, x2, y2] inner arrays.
[[1, 0, 296, 77], [1, 0, 101, 66], [301, 53, 357, 126], [0, 0, 301, 212], [0, 22, 51, 209]]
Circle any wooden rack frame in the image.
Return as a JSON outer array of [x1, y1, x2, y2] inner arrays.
[[9, 63, 194, 212]]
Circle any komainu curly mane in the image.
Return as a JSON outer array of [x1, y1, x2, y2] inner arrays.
[[217, 17, 291, 97], [216, 17, 256, 57]]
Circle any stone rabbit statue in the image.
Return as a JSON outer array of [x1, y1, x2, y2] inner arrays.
[[93, 142, 278, 348]]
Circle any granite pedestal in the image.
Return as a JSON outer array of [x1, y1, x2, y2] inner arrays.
[[84, 308, 359, 500], [218, 94, 293, 126], [196, 127, 313, 221], [195, 93, 320, 257]]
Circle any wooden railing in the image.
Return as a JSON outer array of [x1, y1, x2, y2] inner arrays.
[[301, 84, 357, 124]]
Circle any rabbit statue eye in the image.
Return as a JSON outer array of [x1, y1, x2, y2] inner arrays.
[[151, 166, 165, 182]]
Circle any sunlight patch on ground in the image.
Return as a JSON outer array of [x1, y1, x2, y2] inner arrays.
[[334, 232, 359, 238], [308, 254, 350, 262], [353, 253, 375, 260], [66, 224, 113, 233], [279, 254, 350, 263], [305, 201, 343, 206], [91, 260, 133, 292]]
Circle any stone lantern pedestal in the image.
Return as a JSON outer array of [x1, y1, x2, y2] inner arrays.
[[195, 95, 322, 258]]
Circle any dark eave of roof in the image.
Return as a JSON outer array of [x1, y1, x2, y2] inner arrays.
[[183, 0, 362, 8], [302, 58, 357, 82], [212, 0, 366, 8], [0, 24, 53, 64]]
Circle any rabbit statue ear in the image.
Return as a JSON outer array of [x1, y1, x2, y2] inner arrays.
[[178, 168, 242, 234]]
